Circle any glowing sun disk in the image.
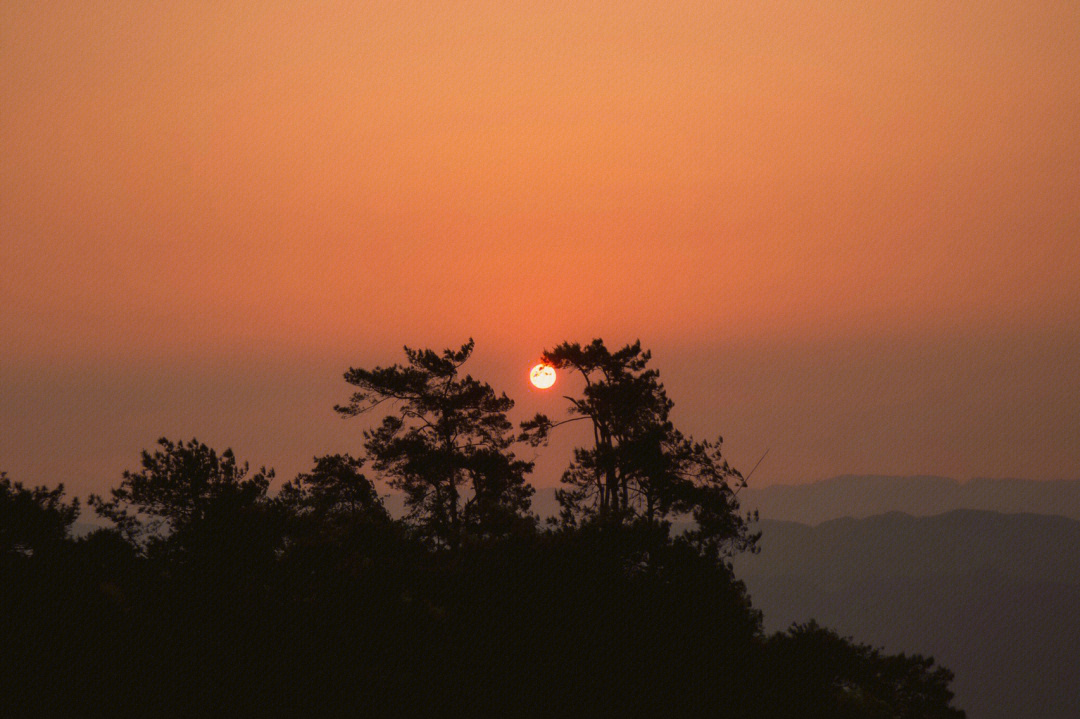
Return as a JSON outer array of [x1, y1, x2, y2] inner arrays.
[[529, 363, 556, 389]]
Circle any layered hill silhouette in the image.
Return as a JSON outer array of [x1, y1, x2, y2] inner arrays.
[[518, 475, 1080, 526], [75, 475, 1076, 532], [737, 475, 1080, 524], [732, 510, 1080, 719]]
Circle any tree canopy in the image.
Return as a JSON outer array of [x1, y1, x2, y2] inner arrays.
[[0, 471, 79, 557], [522, 339, 758, 558], [89, 437, 278, 569], [0, 338, 966, 718], [336, 339, 535, 547], [277, 453, 387, 524]]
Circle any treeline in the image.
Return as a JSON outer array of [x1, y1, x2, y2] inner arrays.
[[1, 340, 964, 718]]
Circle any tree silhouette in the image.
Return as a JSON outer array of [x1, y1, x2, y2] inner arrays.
[[0, 340, 969, 719], [0, 471, 79, 557], [276, 453, 403, 578], [89, 437, 278, 566], [522, 339, 758, 557], [763, 621, 965, 718], [277, 453, 387, 524], [336, 339, 535, 547]]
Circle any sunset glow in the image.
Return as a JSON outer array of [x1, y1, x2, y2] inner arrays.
[[529, 364, 556, 390], [3, 6, 1076, 715], [2, 1, 1078, 494]]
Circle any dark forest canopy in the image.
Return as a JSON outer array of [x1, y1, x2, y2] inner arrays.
[[0, 339, 964, 718]]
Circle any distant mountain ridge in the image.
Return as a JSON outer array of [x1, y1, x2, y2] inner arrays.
[[737, 474, 1080, 524], [735, 510, 1080, 588], [398, 476, 1080, 526], [73, 476, 1080, 533], [732, 510, 1080, 719]]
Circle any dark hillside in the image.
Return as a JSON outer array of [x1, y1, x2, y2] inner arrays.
[[734, 511, 1080, 719]]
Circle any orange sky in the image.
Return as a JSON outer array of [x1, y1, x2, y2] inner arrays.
[[3, 1, 1079, 496]]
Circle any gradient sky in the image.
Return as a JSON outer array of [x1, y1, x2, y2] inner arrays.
[[3, 1, 1079, 499]]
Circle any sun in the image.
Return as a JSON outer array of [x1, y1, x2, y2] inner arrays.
[[529, 363, 556, 389]]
